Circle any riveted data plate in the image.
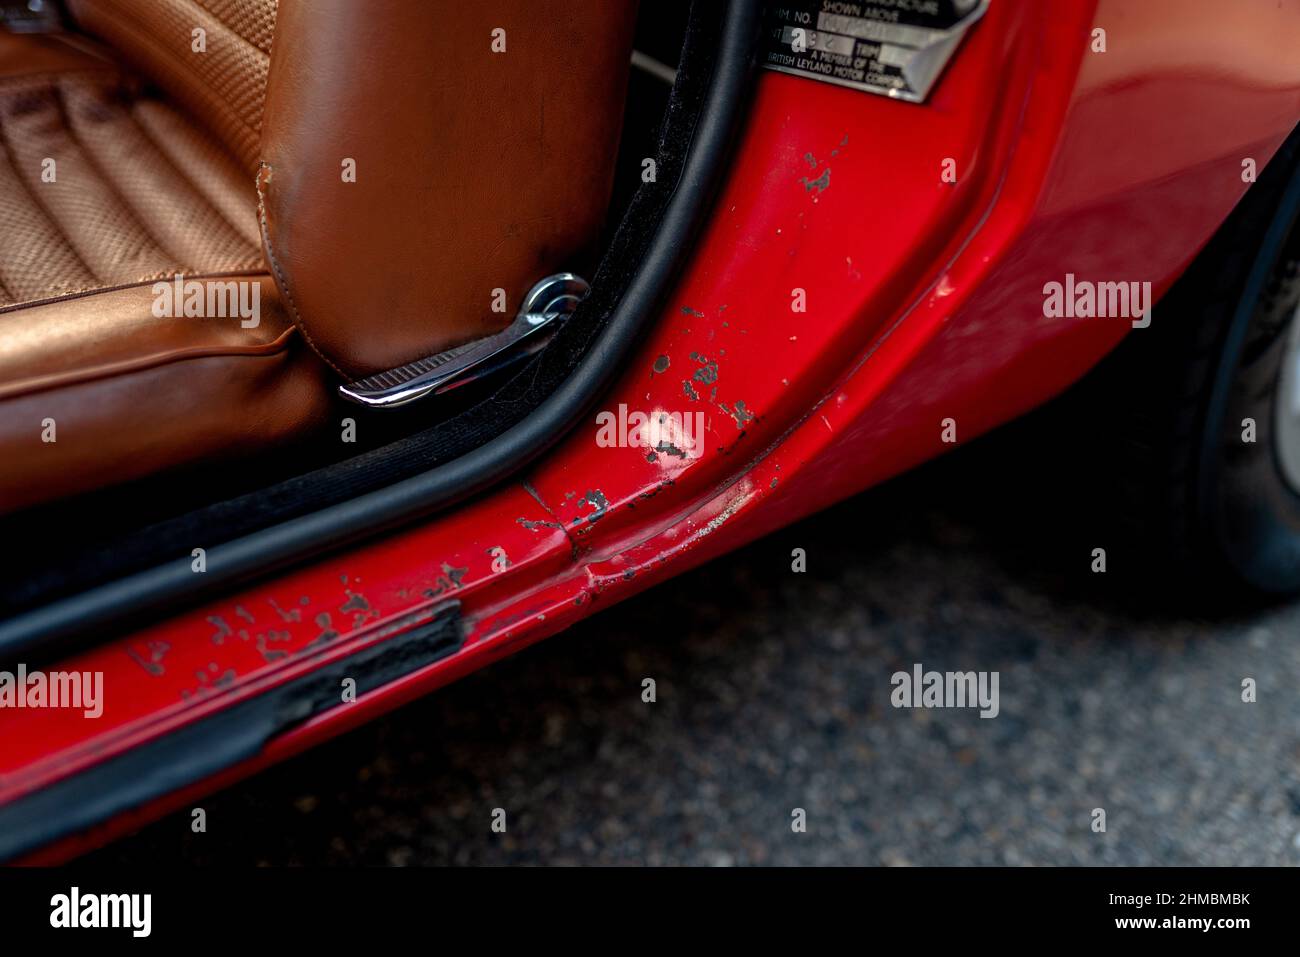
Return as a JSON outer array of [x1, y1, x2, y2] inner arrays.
[[760, 0, 989, 104]]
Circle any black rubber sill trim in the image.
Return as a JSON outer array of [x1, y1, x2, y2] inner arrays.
[[0, 0, 762, 665], [0, 601, 462, 863]]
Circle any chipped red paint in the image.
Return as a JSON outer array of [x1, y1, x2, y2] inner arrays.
[[8, 0, 1300, 860]]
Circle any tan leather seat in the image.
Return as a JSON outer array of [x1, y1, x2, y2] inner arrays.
[[0, 1, 636, 514], [0, 22, 327, 514]]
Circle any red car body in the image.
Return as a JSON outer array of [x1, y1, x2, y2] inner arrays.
[[5, 0, 1300, 861]]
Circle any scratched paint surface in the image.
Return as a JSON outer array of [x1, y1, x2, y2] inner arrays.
[[0, 483, 571, 796]]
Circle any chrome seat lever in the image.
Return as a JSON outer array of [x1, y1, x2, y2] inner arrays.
[[339, 273, 590, 409]]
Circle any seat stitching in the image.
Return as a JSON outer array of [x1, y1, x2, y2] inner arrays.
[[51, 75, 187, 268], [0, 83, 102, 285], [256, 161, 351, 380], [125, 101, 259, 258]]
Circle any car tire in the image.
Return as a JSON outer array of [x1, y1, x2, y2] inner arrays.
[[1084, 123, 1300, 605]]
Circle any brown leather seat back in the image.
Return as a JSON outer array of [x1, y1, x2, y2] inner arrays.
[[63, 0, 639, 381], [65, 0, 277, 171], [256, 0, 639, 379]]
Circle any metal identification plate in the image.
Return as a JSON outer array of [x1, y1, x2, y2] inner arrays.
[[760, 0, 990, 103]]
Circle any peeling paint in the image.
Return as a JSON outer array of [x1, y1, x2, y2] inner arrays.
[[516, 516, 564, 532], [699, 491, 750, 538], [340, 590, 378, 629], [126, 640, 170, 677], [690, 352, 719, 386], [637, 478, 676, 501], [268, 598, 302, 623], [573, 489, 609, 527], [719, 400, 755, 429], [339, 591, 370, 614], [800, 167, 831, 194], [652, 354, 670, 374], [255, 629, 292, 662], [206, 615, 232, 645], [421, 561, 471, 600], [305, 612, 339, 650], [185, 663, 237, 697]]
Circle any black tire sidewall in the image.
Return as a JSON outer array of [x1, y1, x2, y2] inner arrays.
[[1202, 156, 1300, 595]]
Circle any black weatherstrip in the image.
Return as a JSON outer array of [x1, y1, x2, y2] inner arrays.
[[0, 0, 763, 664], [0, 602, 463, 862]]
